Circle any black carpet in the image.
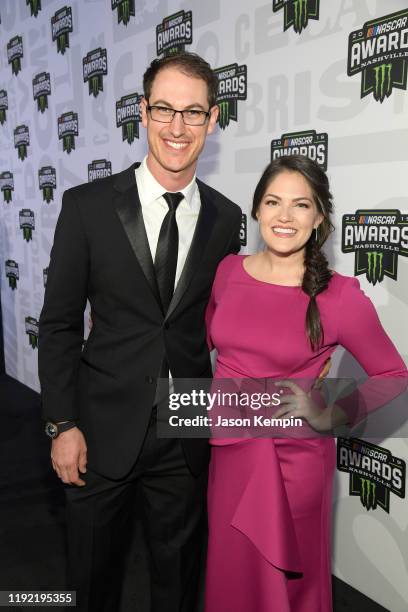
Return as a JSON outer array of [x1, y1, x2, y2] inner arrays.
[[0, 373, 388, 612]]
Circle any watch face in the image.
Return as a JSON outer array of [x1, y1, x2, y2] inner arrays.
[[45, 422, 58, 438]]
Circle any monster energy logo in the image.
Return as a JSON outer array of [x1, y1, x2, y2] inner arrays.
[[14, 125, 30, 161], [347, 9, 408, 102], [218, 102, 230, 129], [25, 317, 39, 349], [39, 167, 56, 202], [27, 0, 41, 17], [58, 112, 78, 154], [112, 0, 135, 26], [360, 478, 377, 510], [0, 90, 8, 125], [7, 36, 24, 76], [337, 438, 405, 513], [19, 209, 35, 242], [0, 172, 14, 203], [52, 6, 73, 55], [342, 209, 408, 285], [83, 48, 108, 98], [5, 260, 19, 290], [273, 0, 319, 34], [214, 63, 247, 131], [373, 63, 392, 102], [116, 93, 141, 144]]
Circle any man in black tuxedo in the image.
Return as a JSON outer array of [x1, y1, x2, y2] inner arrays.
[[38, 53, 241, 611]]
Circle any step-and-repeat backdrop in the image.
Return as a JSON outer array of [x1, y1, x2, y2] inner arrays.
[[0, 1, 407, 609]]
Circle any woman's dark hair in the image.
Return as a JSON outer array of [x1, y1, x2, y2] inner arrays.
[[143, 52, 219, 109], [251, 155, 334, 351]]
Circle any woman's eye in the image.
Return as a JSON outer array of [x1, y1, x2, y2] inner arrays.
[[265, 200, 278, 206], [296, 202, 310, 208]]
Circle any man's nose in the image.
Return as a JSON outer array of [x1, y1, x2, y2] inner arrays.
[[169, 111, 186, 137]]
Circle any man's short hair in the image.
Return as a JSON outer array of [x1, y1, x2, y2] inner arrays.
[[143, 52, 219, 109]]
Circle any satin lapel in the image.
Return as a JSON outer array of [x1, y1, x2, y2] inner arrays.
[[165, 181, 218, 321], [113, 165, 161, 308]]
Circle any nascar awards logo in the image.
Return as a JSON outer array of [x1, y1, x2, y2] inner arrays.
[[83, 48, 108, 98], [337, 438, 405, 513], [273, 0, 319, 34], [19, 209, 35, 242], [5, 260, 19, 290], [7, 36, 24, 76], [116, 93, 142, 144], [240, 214, 247, 247], [271, 129, 328, 170], [156, 11, 193, 57], [27, 0, 41, 18], [25, 316, 39, 349], [112, 0, 135, 26], [33, 72, 51, 113], [43, 267, 48, 288], [14, 125, 30, 161], [347, 9, 408, 103], [214, 63, 247, 130], [342, 209, 408, 285], [58, 111, 78, 154], [0, 172, 14, 203], [88, 159, 112, 182], [51, 6, 73, 55], [39, 166, 56, 203], [0, 90, 8, 125]]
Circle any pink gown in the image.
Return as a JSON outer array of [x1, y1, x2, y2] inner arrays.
[[204, 254, 407, 612]]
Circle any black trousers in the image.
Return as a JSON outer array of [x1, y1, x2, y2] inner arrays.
[[65, 409, 208, 612]]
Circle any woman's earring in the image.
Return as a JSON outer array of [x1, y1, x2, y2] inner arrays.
[[315, 227, 318, 241]]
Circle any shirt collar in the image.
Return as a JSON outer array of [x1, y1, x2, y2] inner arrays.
[[136, 156, 197, 209]]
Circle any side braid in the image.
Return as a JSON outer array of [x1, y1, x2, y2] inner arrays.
[[302, 236, 332, 350]]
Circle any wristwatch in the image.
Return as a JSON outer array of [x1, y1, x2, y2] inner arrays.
[[45, 421, 77, 439]]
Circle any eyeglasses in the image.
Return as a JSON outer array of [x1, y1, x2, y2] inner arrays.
[[147, 105, 211, 126]]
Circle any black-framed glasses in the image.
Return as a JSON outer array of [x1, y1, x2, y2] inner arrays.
[[147, 105, 211, 126]]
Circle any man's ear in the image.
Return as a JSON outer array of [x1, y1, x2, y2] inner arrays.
[[140, 97, 148, 128], [206, 105, 219, 135]]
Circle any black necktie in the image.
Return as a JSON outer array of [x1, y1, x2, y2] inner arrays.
[[154, 191, 184, 313]]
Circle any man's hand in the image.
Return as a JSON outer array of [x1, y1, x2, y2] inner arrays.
[[51, 427, 87, 486]]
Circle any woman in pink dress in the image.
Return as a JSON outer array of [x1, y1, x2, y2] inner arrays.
[[204, 155, 407, 612]]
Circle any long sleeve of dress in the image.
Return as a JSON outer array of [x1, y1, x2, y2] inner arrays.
[[335, 277, 407, 426]]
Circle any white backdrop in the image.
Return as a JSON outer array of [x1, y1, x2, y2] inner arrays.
[[0, 1, 407, 609]]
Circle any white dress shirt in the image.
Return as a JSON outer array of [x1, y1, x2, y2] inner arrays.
[[135, 156, 201, 288]]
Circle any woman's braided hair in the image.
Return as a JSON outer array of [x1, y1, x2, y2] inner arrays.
[[251, 155, 334, 350]]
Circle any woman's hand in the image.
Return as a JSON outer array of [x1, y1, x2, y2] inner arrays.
[[273, 380, 334, 432]]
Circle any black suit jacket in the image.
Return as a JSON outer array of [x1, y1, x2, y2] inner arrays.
[[39, 163, 241, 479]]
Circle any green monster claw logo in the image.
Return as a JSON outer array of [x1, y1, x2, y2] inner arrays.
[[37, 95, 48, 113], [27, 0, 41, 17], [373, 63, 392, 102], [273, 0, 319, 34], [90, 76, 100, 98], [293, 0, 308, 34], [18, 145, 27, 161], [3, 189, 12, 203], [366, 251, 384, 285], [0, 109, 6, 125], [360, 478, 377, 510], [112, 0, 135, 26], [12, 58, 21, 76], [28, 334, 38, 348], [23, 227, 32, 241], [63, 135, 74, 154], [126, 122, 134, 144], [218, 101, 231, 130], [9, 276, 17, 290], [43, 186, 53, 203], [57, 33, 68, 54]]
